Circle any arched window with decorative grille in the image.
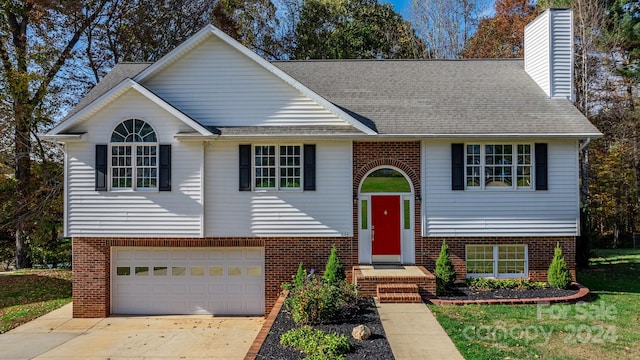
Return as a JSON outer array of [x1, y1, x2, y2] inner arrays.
[[110, 119, 158, 190]]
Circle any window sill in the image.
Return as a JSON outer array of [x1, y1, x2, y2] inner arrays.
[[109, 188, 159, 193]]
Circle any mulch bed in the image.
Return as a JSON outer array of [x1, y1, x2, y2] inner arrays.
[[255, 297, 395, 360], [437, 283, 580, 301]]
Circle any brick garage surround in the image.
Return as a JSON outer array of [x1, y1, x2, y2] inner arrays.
[[419, 237, 577, 281], [72, 237, 354, 318]]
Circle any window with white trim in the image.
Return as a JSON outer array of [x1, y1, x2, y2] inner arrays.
[[465, 144, 532, 189], [466, 244, 528, 278], [254, 145, 301, 190], [110, 119, 158, 190]]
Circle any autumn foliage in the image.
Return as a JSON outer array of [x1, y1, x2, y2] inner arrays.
[[462, 0, 537, 58]]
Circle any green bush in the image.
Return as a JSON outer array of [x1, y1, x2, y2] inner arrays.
[[280, 326, 352, 360], [323, 245, 345, 286], [435, 240, 456, 294], [548, 243, 572, 289], [466, 277, 547, 290], [294, 262, 306, 289], [285, 272, 358, 325]]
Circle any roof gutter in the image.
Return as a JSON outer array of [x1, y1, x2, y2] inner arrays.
[[579, 137, 592, 151], [39, 133, 85, 142]]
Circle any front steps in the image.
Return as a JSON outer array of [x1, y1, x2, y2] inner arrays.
[[353, 265, 436, 304], [377, 283, 422, 303]]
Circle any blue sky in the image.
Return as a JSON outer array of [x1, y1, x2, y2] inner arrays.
[[384, 0, 412, 17]]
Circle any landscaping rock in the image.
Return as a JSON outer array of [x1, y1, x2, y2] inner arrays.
[[351, 324, 371, 340]]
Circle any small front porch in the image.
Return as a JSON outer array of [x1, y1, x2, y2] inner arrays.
[[353, 265, 436, 303]]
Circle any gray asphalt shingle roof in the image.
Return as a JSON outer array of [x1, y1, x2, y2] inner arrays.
[[64, 59, 600, 137], [64, 62, 151, 120], [273, 59, 600, 136]]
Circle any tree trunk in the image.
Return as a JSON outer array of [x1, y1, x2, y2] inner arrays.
[[14, 106, 33, 269], [14, 229, 30, 269]]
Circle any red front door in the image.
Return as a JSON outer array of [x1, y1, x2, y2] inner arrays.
[[371, 195, 401, 256]]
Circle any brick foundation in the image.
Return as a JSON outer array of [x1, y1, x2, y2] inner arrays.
[[418, 237, 576, 281]]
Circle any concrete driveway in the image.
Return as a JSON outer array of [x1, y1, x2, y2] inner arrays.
[[0, 303, 264, 360]]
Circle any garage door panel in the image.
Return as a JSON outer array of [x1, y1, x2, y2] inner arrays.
[[189, 284, 207, 294], [209, 250, 225, 260], [208, 284, 224, 294], [112, 247, 264, 315], [246, 284, 262, 295]]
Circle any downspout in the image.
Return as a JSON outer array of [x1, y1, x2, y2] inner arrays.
[[51, 142, 69, 237], [578, 137, 592, 238], [579, 137, 591, 152]]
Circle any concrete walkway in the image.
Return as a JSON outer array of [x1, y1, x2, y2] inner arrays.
[[377, 302, 465, 360], [0, 303, 264, 360]]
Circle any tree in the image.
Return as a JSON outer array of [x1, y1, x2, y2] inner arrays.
[[435, 240, 456, 294], [294, 0, 425, 59], [538, 0, 612, 265], [0, 0, 110, 268], [548, 243, 572, 288], [412, 0, 488, 58], [211, 0, 281, 59], [462, 0, 536, 58], [323, 245, 345, 286], [606, 0, 640, 217]]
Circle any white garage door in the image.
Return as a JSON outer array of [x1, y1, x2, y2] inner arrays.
[[111, 247, 264, 315]]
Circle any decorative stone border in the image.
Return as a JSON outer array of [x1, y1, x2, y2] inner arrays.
[[429, 282, 590, 306], [244, 290, 288, 360]]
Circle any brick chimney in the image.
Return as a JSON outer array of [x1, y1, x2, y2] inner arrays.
[[524, 8, 574, 101]]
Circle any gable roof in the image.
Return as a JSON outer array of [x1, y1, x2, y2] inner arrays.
[[133, 25, 376, 135], [274, 59, 601, 138], [63, 63, 151, 121], [47, 78, 213, 136]]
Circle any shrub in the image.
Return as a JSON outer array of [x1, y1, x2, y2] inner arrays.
[[435, 240, 456, 294], [294, 262, 306, 289], [323, 245, 345, 286], [285, 271, 358, 325], [548, 242, 572, 289], [466, 277, 547, 290], [280, 326, 352, 360]]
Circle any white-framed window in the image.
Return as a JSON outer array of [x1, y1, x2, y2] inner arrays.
[[110, 119, 158, 190], [254, 145, 301, 190], [466, 244, 528, 279], [465, 144, 532, 190]]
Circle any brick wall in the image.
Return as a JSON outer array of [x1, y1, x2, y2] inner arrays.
[[72, 238, 110, 318], [352, 141, 422, 262], [72, 237, 353, 318], [420, 237, 576, 281]]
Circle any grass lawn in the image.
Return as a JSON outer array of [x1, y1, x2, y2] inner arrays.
[[429, 249, 640, 359], [0, 269, 72, 334]]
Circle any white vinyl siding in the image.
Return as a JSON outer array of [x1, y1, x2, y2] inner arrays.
[[524, 10, 550, 95], [424, 139, 579, 237], [206, 141, 352, 237], [550, 9, 573, 99], [65, 90, 202, 237], [525, 8, 573, 100], [142, 37, 350, 127]]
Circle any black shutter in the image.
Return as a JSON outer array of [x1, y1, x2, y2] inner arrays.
[[451, 143, 464, 190], [239, 144, 251, 191], [535, 143, 548, 190], [95, 144, 108, 191], [304, 144, 316, 191], [159, 145, 171, 191]]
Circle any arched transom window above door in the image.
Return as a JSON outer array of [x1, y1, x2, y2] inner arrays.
[[110, 119, 158, 189], [360, 168, 411, 193]]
